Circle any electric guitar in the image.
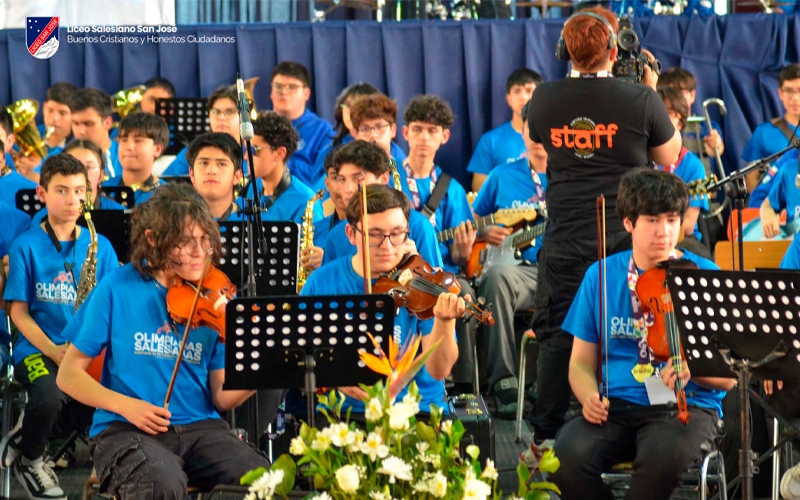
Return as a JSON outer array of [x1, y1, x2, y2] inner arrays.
[[465, 216, 548, 283], [436, 207, 539, 243]]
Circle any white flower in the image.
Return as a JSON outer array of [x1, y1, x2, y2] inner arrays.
[[361, 432, 390, 462], [249, 469, 285, 499], [481, 458, 498, 481], [440, 420, 453, 435], [365, 397, 384, 422], [416, 441, 429, 453], [244, 493, 256, 500], [386, 402, 415, 431], [369, 491, 390, 500], [289, 436, 308, 456], [377, 456, 413, 484], [401, 393, 421, 415], [312, 493, 333, 500], [429, 472, 448, 498], [311, 428, 333, 452], [348, 429, 366, 453], [413, 480, 430, 493], [330, 423, 350, 448], [335, 464, 361, 493], [462, 469, 491, 500]]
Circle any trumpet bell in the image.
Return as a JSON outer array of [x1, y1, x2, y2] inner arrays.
[[113, 85, 147, 120], [6, 99, 47, 159]]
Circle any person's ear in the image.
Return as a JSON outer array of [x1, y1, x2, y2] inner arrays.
[[623, 217, 634, 233], [145, 228, 156, 247], [36, 185, 47, 204], [345, 223, 357, 246], [102, 116, 113, 132], [441, 129, 451, 145]]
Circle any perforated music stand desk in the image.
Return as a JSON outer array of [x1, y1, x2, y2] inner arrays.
[[669, 268, 800, 500], [155, 98, 209, 156], [224, 294, 395, 428], [218, 221, 300, 296], [99, 186, 136, 209], [15, 189, 42, 217]]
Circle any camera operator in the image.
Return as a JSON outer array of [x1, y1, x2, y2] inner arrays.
[[521, 6, 681, 468]]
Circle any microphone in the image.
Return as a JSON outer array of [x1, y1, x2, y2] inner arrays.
[[236, 74, 254, 141]]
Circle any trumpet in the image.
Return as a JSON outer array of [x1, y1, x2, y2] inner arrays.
[[6, 99, 47, 159], [112, 85, 146, 125]]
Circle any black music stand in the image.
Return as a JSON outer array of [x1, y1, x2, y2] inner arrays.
[[15, 189, 42, 218], [669, 268, 800, 500], [155, 98, 210, 156], [79, 210, 132, 262], [224, 294, 395, 429], [218, 221, 300, 296], [98, 186, 135, 209]]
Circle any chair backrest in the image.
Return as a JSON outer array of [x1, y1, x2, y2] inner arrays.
[[714, 240, 792, 270]]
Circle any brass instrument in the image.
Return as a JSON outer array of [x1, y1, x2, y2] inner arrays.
[[298, 189, 325, 292], [112, 85, 147, 125], [389, 158, 402, 191], [6, 100, 47, 159], [229, 77, 260, 121], [74, 196, 98, 312]]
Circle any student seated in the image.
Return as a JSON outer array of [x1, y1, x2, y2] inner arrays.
[[549, 168, 734, 500], [57, 183, 270, 499], [0, 131, 37, 208], [188, 132, 245, 221], [1, 154, 119, 500], [300, 184, 460, 417], [140, 77, 176, 115], [467, 68, 542, 192], [321, 140, 443, 269], [103, 112, 169, 206], [759, 146, 800, 238], [269, 61, 334, 187], [0, 201, 31, 373], [70, 88, 122, 182], [741, 63, 800, 193]]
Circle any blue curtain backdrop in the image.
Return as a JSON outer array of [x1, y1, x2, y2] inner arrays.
[[2, 14, 798, 187]]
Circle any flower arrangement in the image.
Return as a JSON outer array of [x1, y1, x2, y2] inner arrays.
[[241, 334, 561, 500]]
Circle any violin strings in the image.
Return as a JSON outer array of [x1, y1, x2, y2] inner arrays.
[[407, 277, 485, 317]]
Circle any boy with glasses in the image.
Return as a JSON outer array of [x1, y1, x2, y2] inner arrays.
[[269, 61, 334, 187]]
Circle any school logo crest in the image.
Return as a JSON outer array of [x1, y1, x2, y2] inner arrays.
[[26, 17, 60, 59]]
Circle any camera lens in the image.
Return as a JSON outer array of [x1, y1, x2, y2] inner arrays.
[[617, 29, 639, 52]]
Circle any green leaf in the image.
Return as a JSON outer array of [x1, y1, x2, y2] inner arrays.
[[297, 455, 311, 466], [517, 462, 530, 496], [429, 405, 442, 428], [451, 419, 466, 445], [317, 394, 329, 408], [318, 407, 336, 425], [299, 422, 311, 442], [272, 454, 297, 496], [416, 422, 435, 442], [537, 450, 561, 474], [525, 491, 551, 500], [313, 473, 326, 490], [239, 466, 267, 486], [527, 481, 561, 494], [465, 445, 480, 461]]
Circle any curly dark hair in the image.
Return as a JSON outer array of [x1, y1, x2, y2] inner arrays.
[[345, 183, 410, 226], [617, 168, 688, 226], [130, 183, 221, 279], [39, 153, 88, 191], [402, 95, 454, 129], [118, 112, 170, 148], [70, 88, 113, 118], [252, 111, 299, 159], [328, 140, 391, 177]]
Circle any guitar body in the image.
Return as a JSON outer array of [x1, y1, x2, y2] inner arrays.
[[465, 230, 526, 282]]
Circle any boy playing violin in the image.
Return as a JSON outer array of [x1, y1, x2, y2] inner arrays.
[[57, 184, 269, 499], [550, 168, 734, 500], [300, 183, 462, 417]]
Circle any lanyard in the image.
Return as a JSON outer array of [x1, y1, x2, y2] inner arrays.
[[218, 203, 238, 222], [657, 147, 688, 175], [626, 251, 677, 366], [529, 163, 546, 202], [44, 217, 78, 280], [402, 159, 439, 225]]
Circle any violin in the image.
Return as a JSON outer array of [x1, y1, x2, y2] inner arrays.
[[373, 253, 494, 326], [166, 266, 236, 341], [635, 259, 698, 425]]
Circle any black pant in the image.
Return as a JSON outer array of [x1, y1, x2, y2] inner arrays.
[[91, 419, 270, 500], [551, 400, 718, 500], [16, 354, 94, 460], [529, 232, 631, 440]]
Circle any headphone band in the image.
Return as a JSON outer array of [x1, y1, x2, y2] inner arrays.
[[562, 11, 617, 50]]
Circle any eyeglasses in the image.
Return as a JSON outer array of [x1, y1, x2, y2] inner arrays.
[[271, 82, 303, 94], [175, 235, 213, 256], [209, 108, 238, 118], [357, 123, 390, 136], [83, 162, 101, 171], [780, 88, 800, 97], [352, 226, 409, 248]]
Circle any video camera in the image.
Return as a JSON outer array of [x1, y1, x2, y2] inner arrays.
[[612, 16, 662, 84]]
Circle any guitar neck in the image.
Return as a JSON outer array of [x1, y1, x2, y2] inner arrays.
[[437, 214, 496, 242], [511, 221, 547, 248]]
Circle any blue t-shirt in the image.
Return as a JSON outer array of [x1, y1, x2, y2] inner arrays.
[[105, 140, 123, 181], [563, 250, 725, 417], [3, 224, 118, 364], [780, 236, 800, 269], [31, 196, 127, 225], [61, 264, 225, 437], [313, 213, 344, 249], [300, 257, 449, 414], [741, 120, 799, 163], [472, 159, 546, 263], [103, 176, 162, 206], [322, 209, 443, 269], [751, 148, 798, 209], [288, 110, 334, 188], [682, 120, 723, 173], [0, 202, 31, 350], [0, 170, 37, 208], [466, 121, 526, 176], [261, 174, 323, 225], [397, 166, 473, 273], [766, 155, 800, 228], [162, 146, 251, 178], [666, 149, 709, 238]]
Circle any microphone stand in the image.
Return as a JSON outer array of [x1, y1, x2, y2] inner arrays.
[[237, 73, 267, 446], [703, 139, 799, 271]]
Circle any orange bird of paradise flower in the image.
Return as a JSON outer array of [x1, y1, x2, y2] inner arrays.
[[359, 331, 442, 398]]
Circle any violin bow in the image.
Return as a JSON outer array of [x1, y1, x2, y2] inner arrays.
[[359, 182, 372, 294], [596, 195, 609, 403], [163, 253, 213, 409]]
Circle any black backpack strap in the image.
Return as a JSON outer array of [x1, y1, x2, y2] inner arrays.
[[421, 173, 452, 219], [770, 117, 796, 142]]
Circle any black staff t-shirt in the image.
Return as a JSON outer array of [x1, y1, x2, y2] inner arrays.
[[528, 77, 675, 243]]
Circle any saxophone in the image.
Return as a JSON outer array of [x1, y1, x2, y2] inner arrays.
[[74, 197, 98, 312], [297, 190, 325, 292], [389, 158, 402, 191]]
